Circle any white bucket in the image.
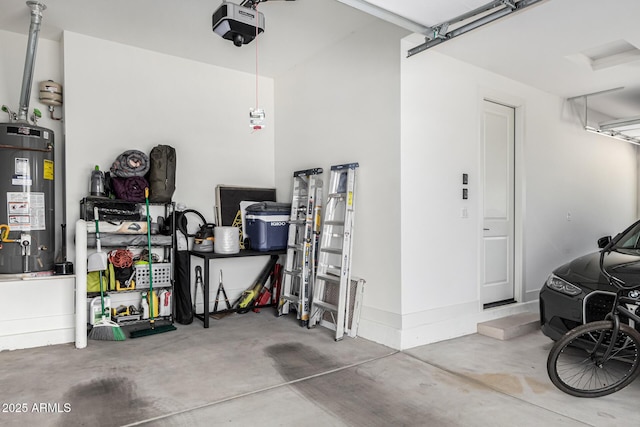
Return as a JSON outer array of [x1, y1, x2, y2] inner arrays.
[[158, 289, 172, 316], [214, 226, 240, 254], [89, 296, 111, 325]]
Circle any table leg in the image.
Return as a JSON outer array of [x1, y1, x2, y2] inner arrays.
[[203, 258, 210, 328]]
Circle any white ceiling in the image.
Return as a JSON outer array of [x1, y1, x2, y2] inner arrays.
[[0, 0, 381, 79], [370, 0, 640, 119], [2, 0, 640, 120]]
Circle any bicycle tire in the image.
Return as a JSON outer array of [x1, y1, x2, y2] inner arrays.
[[547, 320, 640, 397]]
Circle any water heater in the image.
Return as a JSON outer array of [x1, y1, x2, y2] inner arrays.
[[0, 123, 55, 274]]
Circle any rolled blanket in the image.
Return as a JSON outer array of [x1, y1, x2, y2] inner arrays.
[[111, 176, 148, 202], [110, 150, 150, 177]]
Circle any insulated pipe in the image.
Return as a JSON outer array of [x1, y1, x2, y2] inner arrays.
[[18, 1, 46, 122]]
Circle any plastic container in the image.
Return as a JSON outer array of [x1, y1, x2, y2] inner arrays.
[[148, 290, 159, 318], [141, 292, 149, 319], [89, 296, 111, 325], [214, 226, 240, 254], [90, 165, 106, 197], [158, 289, 172, 317], [135, 263, 172, 288], [245, 202, 291, 251]]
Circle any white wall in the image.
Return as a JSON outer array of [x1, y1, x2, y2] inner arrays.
[[272, 14, 638, 350], [0, 276, 75, 351], [62, 31, 275, 233], [62, 32, 278, 304], [400, 35, 638, 349], [274, 20, 409, 347]]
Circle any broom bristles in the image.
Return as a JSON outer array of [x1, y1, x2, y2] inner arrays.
[[130, 323, 176, 338], [88, 317, 126, 341]]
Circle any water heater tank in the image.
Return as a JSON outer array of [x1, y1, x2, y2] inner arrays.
[[0, 122, 55, 274]]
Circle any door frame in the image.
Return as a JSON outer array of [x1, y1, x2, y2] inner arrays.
[[478, 89, 525, 309]]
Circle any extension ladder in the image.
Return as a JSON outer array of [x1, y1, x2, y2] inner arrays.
[[278, 167, 323, 326], [308, 163, 359, 341]]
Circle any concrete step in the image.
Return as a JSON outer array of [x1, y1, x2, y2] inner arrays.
[[477, 312, 540, 340]]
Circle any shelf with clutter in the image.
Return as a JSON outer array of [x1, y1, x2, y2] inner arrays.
[[80, 145, 178, 343], [86, 246, 173, 326]]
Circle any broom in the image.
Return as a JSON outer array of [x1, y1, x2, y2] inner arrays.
[[88, 207, 126, 341], [130, 188, 176, 338]]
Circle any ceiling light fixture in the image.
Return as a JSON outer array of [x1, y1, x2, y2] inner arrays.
[[582, 40, 640, 71]]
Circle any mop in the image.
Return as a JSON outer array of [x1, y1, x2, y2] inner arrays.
[[130, 188, 176, 338], [88, 207, 126, 341]]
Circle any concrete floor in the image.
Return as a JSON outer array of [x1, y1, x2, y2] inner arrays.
[[1, 313, 639, 427]]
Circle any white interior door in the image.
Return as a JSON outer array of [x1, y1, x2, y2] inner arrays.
[[481, 100, 515, 306]]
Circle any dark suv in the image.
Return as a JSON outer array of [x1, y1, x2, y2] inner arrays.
[[540, 219, 640, 341]]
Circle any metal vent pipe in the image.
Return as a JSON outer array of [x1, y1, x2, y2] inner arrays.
[[17, 1, 46, 122]]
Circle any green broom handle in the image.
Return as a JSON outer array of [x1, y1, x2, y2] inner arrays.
[[94, 207, 106, 317], [145, 188, 155, 323]]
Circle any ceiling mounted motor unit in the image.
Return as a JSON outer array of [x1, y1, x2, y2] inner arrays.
[[212, 1, 265, 47]]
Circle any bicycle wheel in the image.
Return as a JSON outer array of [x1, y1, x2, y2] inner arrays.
[[547, 320, 640, 397]]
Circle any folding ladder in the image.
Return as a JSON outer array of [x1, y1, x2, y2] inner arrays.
[[277, 167, 323, 326], [308, 163, 359, 340]]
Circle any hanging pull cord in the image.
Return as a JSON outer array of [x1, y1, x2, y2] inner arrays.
[[255, 2, 259, 109]]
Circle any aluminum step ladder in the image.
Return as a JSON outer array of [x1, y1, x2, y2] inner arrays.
[[308, 163, 359, 340], [277, 167, 323, 326]]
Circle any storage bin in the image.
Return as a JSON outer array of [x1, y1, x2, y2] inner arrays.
[[80, 197, 141, 221], [135, 263, 171, 288], [245, 202, 291, 251]]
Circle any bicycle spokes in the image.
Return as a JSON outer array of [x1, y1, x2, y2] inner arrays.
[[548, 321, 640, 397]]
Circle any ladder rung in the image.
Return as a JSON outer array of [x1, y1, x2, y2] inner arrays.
[[318, 261, 341, 268], [318, 265, 342, 275], [284, 269, 302, 276], [312, 300, 337, 312], [324, 220, 344, 226], [281, 294, 300, 303], [289, 219, 305, 225], [287, 244, 303, 250], [328, 193, 346, 199], [316, 273, 340, 284], [320, 247, 342, 255]]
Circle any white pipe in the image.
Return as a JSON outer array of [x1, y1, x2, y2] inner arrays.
[[75, 219, 87, 349]]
